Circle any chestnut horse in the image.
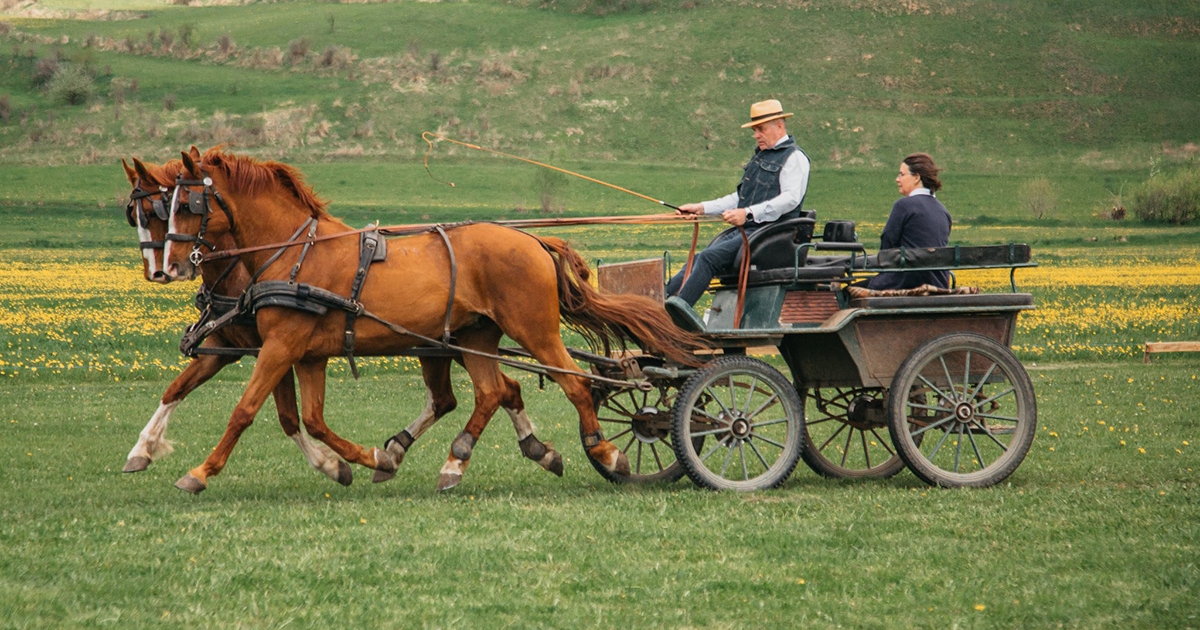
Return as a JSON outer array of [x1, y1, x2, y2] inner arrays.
[[126, 155, 562, 489], [121, 157, 351, 484], [161, 147, 703, 493]]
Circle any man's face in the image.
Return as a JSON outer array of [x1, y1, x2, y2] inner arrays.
[[752, 119, 787, 150]]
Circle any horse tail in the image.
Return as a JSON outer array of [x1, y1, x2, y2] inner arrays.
[[539, 236, 709, 367]]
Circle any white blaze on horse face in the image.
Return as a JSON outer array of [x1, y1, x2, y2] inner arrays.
[[136, 214, 160, 280], [163, 184, 182, 277]]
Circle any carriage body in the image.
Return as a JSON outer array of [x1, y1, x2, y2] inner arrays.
[[596, 229, 1038, 490]]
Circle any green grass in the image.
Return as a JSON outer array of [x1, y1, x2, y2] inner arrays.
[[1, 364, 1197, 628], [3, 1, 1200, 626]]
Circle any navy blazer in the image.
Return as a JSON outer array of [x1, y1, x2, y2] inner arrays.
[[867, 193, 952, 290]]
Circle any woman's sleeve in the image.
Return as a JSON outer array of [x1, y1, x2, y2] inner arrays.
[[878, 200, 906, 249]]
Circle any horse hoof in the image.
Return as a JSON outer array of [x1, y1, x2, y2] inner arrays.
[[437, 473, 461, 492], [372, 468, 395, 484], [335, 461, 353, 487], [123, 456, 152, 473], [174, 474, 206, 494], [612, 452, 631, 477], [547, 452, 564, 477]]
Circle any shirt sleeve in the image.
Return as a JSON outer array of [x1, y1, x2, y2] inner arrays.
[[700, 192, 739, 215]]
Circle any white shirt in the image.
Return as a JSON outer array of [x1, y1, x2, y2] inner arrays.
[[699, 136, 811, 223], [909, 187, 932, 197]]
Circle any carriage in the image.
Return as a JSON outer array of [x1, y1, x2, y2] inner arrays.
[[125, 150, 1037, 493], [582, 216, 1038, 490]]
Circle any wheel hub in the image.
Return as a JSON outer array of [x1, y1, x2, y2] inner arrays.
[[729, 416, 752, 440], [631, 406, 670, 442], [954, 402, 975, 423]]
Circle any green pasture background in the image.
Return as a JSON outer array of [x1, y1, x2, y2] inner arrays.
[[2, 0, 1199, 628]]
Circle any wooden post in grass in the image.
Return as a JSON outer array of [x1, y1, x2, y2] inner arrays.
[[1143, 341, 1200, 363]]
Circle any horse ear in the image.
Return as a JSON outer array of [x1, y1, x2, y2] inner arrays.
[[181, 151, 199, 178], [122, 158, 138, 185], [188, 145, 200, 160], [132, 158, 153, 184]]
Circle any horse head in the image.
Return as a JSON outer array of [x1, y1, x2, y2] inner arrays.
[[163, 149, 239, 281], [124, 157, 180, 284], [164, 147, 329, 282]]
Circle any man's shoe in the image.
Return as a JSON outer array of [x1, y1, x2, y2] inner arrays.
[[665, 295, 706, 332]]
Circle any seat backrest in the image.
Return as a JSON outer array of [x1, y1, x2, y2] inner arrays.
[[730, 214, 817, 272]]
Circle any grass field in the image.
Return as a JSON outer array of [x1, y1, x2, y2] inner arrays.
[[3, 0, 1200, 627]]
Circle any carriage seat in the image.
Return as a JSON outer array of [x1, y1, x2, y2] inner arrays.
[[729, 211, 817, 273]]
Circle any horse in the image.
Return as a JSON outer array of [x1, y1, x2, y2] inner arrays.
[[159, 147, 704, 493], [121, 156, 352, 485], [125, 155, 565, 489]]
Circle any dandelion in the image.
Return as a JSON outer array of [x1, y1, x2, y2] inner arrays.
[[975, 604, 986, 611]]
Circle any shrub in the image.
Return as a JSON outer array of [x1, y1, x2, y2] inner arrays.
[[288, 38, 311, 64], [1132, 168, 1200, 224], [33, 57, 60, 85], [1019, 177, 1058, 220], [163, 93, 177, 111], [45, 64, 95, 105], [216, 34, 235, 57], [0, 94, 9, 124]]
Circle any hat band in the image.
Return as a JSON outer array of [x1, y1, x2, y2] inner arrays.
[[750, 111, 783, 121]]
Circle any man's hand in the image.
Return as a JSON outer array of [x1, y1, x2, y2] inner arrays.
[[676, 202, 705, 215], [721, 208, 750, 226]]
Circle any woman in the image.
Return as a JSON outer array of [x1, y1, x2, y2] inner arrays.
[[866, 152, 952, 290]]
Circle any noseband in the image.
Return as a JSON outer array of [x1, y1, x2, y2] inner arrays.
[[167, 171, 236, 266]]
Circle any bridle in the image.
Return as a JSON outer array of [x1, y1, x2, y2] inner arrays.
[[166, 169, 236, 268], [126, 178, 170, 250]]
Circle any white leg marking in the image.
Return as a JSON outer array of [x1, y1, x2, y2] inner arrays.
[[506, 407, 535, 441], [405, 392, 440, 440], [439, 457, 467, 478], [290, 433, 343, 480], [127, 401, 180, 462]]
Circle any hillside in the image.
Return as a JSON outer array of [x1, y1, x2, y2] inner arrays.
[[1, 0, 1199, 221]]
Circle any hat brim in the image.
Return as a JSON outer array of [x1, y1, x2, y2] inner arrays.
[[741, 112, 793, 128]]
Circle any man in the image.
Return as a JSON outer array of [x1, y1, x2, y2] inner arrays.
[[666, 99, 811, 307]]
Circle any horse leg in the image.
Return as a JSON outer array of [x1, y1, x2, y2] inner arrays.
[[498, 368, 564, 477], [382, 356, 458, 468], [292, 358, 398, 482], [501, 325, 630, 477], [272, 367, 353, 487], [175, 340, 305, 493], [434, 329, 514, 492], [125, 353, 237, 473]]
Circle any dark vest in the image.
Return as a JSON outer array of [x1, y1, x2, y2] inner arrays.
[[736, 136, 808, 219]]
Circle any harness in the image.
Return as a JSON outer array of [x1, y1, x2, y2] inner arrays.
[[165, 173, 650, 391]]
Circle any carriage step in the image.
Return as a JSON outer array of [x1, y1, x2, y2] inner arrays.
[[665, 296, 706, 333]]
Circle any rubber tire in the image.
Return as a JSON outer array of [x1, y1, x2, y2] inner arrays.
[[671, 356, 805, 491], [887, 333, 1037, 488]]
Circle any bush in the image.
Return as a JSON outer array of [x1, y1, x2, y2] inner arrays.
[[1019, 177, 1058, 220], [288, 38, 310, 64], [1132, 169, 1200, 224], [33, 57, 60, 85], [0, 94, 9, 124], [45, 64, 95, 105]]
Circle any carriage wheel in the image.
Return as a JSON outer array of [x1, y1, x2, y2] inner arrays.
[[887, 333, 1037, 488], [671, 356, 804, 491], [800, 387, 908, 479], [584, 381, 691, 484]]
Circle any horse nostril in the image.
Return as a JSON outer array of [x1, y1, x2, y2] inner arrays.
[[151, 270, 170, 284]]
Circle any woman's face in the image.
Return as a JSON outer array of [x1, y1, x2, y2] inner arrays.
[[896, 162, 922, 196]]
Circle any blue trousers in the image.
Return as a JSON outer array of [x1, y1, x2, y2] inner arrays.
[[665, 228, 749, 306]]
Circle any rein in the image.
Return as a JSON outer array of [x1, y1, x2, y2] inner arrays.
[[198, 213, 719, 264]]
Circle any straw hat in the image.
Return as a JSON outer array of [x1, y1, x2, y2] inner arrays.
[[741, 99, 793, 128]]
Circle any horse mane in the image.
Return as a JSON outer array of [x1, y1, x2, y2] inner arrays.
[[141, 159, 182, 187], [199, 147, 329, 217]]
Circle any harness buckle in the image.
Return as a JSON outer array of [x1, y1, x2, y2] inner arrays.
[[189, 248, 204, 266]]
